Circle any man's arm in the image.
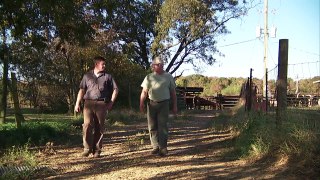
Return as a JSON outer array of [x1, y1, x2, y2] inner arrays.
[[74, 89, 85, 113], [140, 87, 148, 112], [107, 79, 119, 110]]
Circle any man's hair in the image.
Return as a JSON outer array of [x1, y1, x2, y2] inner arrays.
[[93, 56, 106, 63]]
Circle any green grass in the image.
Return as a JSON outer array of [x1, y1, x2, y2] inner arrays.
[[0, 114, 82, 151], [214, 105, 320, 176], [0, 109, 146, 151]]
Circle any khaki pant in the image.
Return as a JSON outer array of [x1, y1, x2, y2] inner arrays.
[[147, 100, 169, 149], [82, 100, 108, 153]]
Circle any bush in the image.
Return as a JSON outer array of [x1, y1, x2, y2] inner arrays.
[[0, 119, 81, 150]]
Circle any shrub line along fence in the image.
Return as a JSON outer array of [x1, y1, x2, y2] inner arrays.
[[176, 87, 240, 110]]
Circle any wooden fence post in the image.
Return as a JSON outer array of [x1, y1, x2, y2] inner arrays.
[[248, 68, 253, 111], [276, 39, 289, 126]]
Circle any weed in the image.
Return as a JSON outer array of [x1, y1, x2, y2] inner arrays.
[[0, 142, 37, 167], [0, 142, 39, 179], [124, 131, 149, 151]]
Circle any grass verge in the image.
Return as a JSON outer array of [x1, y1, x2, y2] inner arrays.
[[213, 105, 320, 178]]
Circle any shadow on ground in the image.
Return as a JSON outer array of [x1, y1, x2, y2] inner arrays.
[[36, 110, 309, 179]]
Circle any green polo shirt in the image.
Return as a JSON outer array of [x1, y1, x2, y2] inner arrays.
[[141, 72, 176, 102]]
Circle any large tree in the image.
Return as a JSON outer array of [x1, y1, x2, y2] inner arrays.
[[93, 0, 254, 74], [0, 0, 95, 122]]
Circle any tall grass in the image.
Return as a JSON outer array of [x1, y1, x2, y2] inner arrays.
[[218, 105, 320, 176], [0, 142, 38, 180]]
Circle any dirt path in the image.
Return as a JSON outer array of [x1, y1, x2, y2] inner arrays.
[[38, 111, 291, 180]]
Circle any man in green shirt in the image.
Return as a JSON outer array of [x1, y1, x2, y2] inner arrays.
[[140, 56, 178, 156]]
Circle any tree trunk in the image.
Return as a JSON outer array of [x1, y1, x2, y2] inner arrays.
[[64, 52, 76, 114], [0, 29, 8, 124], [10, 72, 25, 128]]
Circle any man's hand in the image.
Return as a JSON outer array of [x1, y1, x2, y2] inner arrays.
[[107, 101, 114, 111], [74, 103, 81, 113], [140, 103, 145, 113], [172, 105, 178, 115], [140, 88, 148, 113], [75, 89, 85, 113]]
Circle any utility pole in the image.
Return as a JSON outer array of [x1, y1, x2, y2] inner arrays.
[[263, 0, 269, 99], [256, 0, 276, 111]]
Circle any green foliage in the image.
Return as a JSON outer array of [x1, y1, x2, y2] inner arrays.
[[91, 0, 251, 73], [154, 0, 249, 73], [176, 75, 319, 96], [106, 55, 149, 109], [1, 0, 95, 45], [1, 0, 251, 115], [176, 75, 246, 96], [221, 83, 242, 96], [10, 33, 149, 112]]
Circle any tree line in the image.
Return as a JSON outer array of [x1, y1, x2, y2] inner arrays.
[[176, 74, 320, 97], [0, 0, 255, 123]]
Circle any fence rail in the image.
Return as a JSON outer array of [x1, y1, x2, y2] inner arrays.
[[179, 95, 240, 110]]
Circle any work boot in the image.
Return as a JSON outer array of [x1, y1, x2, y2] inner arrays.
[[159, 148, 168, 157], [93, 151, 101, 158]]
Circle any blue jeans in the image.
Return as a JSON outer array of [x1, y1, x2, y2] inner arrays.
[[147, 100, 169, 149]]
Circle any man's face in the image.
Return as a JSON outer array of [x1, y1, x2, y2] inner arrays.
[[152, 63, 164, 73], [152, 63, 163, 69], [95, 60, 106, 72]]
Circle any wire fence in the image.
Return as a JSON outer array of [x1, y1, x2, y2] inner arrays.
[[267, 60, 320, 81]]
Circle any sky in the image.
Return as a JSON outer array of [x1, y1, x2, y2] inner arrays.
[[178, 0, 320, 80]]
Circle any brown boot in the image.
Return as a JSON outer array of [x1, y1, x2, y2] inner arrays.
[[81, 150, 91, 157]]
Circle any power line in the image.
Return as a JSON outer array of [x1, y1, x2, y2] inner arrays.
[[290, 47, 320, 57], [219, 38, 257, 47], [288, 60, 320, 66], [268, 65, 278, 73], [269, 41, 320, 57]]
